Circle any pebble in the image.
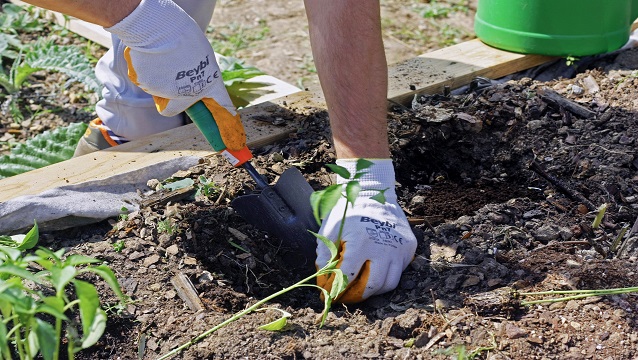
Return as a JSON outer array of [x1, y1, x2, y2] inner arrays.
[[532, 225, 560, 243], [505, 323, 527, 339], [143, 254, 160, 266], [165, 244, 179, 256], [129, 251, 145, 261]]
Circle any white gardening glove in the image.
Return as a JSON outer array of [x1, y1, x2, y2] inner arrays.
[[105, 0, 246, 152], [316, 159, 417, 304]]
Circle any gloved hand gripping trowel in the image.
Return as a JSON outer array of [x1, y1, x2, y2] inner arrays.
[[185, 101, 319, 268]]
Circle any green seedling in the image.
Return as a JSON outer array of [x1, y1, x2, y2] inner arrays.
[[118, 206, 129, 222], [112, 240, 125, 253], [195, 175, 220, 198], [157, 219, 178, 235], [0, 222, 126, 360], [157, 159, 383, 359], [565, 55, 580, 67], [591, 203, 607, 229]]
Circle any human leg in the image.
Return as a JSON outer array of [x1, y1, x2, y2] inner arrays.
[[74, 0, 217, 156]]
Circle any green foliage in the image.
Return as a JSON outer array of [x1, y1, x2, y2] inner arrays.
[[0, 222, 125, 360], [195, 175, 220, 198], [0, 220, 38, 250], [0, 3, 44, 34], [310, 159, 386, 225], [217, 55, 269, 108], [0, 122, 88, 179], [208, 21, 270, 56], [416, 0, 470, 19], [0, 40, 101, 95], [157, 219, 178, 235], [112, 240, 125, 253]]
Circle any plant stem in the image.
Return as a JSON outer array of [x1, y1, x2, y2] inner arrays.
[[520, 286, 638, 305], [157, 267, 329, 360]]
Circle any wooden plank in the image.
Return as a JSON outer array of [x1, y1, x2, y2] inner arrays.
[[0, 91, 326, 202], [388, 39, 553, 104]]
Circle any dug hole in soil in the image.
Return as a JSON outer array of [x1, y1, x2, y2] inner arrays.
[[43, 47, 638, 359]]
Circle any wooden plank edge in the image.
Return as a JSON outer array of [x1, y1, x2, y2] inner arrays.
[[0, 91, 327, 202]]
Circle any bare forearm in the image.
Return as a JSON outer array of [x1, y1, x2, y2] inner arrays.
[[20, 0, 141, 27], [305, 0, 389, 159]]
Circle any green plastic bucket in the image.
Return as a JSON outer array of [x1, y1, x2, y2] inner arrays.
[[475, 0, 638, 56]]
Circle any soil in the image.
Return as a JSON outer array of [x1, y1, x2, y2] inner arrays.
[[3, 2, 638, 360]]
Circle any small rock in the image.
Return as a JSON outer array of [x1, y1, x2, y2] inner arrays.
[[410, 195, 426, 206], [527, 120, 545, 131], [183, 256, 198, 265], [444, 274, 464, 291], [532, 225, 560, 243], [143, 254, 160, 266], [581, 75, 600, 94], [129, 251, 145, 261], [505, 323, 527, 339], [166, 244, 179, 256], [165, 290, 177, 299], [565, 300, 580, 311], [148, 283, 161, 291], [462, 275, 480, 288]]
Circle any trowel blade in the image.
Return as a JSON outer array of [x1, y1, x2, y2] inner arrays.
[[231, 167, 319, 269]]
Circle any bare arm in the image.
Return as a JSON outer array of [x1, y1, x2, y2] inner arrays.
[[20, 0, 141, 27], [304, 0, 389, 159]]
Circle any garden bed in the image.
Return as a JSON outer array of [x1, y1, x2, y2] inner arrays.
[[2, 1, 638, 359], [45, 47, 638, 359]]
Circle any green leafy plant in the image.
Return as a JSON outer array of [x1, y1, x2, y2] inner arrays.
[[565, 55, 580, 67], [195, 175, 220, 198], [0, 122, 88, 179], [157, 159, 382, 359], [217, 55, 269, 108], [0, 220, 38, 250], [112, 240, 125, 253], [157, 219, 178, 235], [0, 222, 125, 360]]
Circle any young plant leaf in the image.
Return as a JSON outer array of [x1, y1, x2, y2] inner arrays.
[[13, 220, 38, 250], [325, 164, 351, 180], [0, 315, 10, 360], [74, 280, 100, 340], [309, 184, 343, 224], [79, 308, 107, 350], [328, 269, 348, 300], [257, 308, 291, 331], [355, 158, 374, 172], [311, 231, 339, 261], [345, 181, 361, 207], [319, 287, 332, 327], [50, 265, 77, 294], [65, 254, 102, 267], [34, 318, 56, 360], [83, 265, 126, 301], [370, 188, 388, 204], [163, 178, 194, 191]]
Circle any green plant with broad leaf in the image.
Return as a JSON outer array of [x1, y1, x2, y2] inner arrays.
[[0, 222, 126, 360], [157, 159, 383, 359], [0, 122, 88, 179]]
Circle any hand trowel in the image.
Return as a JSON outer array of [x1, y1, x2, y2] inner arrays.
[[186, 101, 319, 268]]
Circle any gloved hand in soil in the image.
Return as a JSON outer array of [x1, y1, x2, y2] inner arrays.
[[316, 159, 418, 304], [106, 0, 246, 153]]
